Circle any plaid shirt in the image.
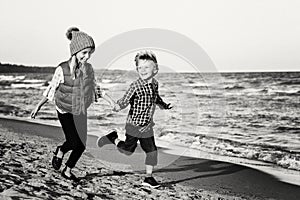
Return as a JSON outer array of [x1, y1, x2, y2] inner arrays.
[[117, 78, 169, 128]]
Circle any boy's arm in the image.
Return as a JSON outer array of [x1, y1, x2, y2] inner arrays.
[[156, 94, 172, 109], [154, 83, 172, 109], [115, 83, 136, 111]]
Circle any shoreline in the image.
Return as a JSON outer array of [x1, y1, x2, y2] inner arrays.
[[2, 115, 300, 186], [0, 117, 245, 200], [0, 124, 209, 200], [0, 116, 300, 199]]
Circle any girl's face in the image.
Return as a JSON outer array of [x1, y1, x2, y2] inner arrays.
[[76, 47, 94, 64], [136, 59, 158, 82]]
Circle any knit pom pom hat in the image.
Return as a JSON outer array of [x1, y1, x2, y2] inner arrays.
[[66, 27, 95, 56]]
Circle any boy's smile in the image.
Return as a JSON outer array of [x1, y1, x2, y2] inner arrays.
[[137, 60, 158, 82]]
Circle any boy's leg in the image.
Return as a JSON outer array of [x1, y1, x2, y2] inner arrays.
[[97, 129, 118, 147], [139, 136, 158, 171], [139, 136, 160, 188], [115, 123, 139, 155], [145, 165, 154, 176], [116, 133, 138, 155]]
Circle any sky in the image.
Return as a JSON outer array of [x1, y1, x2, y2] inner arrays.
[[0, 0, 300, 72]]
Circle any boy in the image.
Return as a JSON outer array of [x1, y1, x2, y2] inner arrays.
[[97, 50, 172, 188]]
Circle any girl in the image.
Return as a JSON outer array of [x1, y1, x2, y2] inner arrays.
[[31, 27, 114, 181]]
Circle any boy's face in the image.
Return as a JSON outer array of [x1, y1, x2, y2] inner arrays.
[[136, 59, 158, 81], [76, 47, 94, 64]]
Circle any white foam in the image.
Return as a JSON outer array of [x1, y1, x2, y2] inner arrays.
[[100, 83, 119, 89], [101, 79, 112, 83], [0, 75, 25, 82], [22, 79, 45, 83], [11, 83, 44, 89]]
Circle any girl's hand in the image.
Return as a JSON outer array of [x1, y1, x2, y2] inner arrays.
[[30, 97, 48, 119], [31, 106, 40, 119], [95, 85, 102, 98], [112, 103, 121, 112]]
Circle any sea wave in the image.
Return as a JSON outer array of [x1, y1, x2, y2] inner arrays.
[[261, 88, 300, 95], [182, 82, 209, 88], [278, 80, 300, 85], [0, 75, 26, 86], [0, 75, 47, 89], [224, 85, 245, 90], [157, 132, 300, 171], [275, 126, 300, 132]]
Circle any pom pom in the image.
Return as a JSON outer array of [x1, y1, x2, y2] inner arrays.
[[66, 27, 80, 40]]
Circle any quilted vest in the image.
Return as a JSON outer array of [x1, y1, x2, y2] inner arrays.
[[54, 61, 94, 115]]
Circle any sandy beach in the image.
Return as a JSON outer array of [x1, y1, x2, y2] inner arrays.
[[0, 117, 300, 200]]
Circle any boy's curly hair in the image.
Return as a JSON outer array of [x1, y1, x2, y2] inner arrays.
[[134, 50, 158, 69]]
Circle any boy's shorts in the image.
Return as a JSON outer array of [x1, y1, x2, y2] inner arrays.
[[116, 123, 158, 166]]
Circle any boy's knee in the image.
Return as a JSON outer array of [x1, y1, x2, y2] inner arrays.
[[122, 150, 134, 156], [117, 142, 137, 155], [117, 147, 135, 156], [142, 144, 157, 154], [145, 151, 158, 166]]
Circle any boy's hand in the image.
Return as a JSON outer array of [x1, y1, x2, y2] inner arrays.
[[164, 103, 173, 110], [112, 103, 121, 112]]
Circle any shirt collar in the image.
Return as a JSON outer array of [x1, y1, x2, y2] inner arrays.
[[138, 78, 157, 86], [68, 59, 84, 72], [68, 59, 80, 80]]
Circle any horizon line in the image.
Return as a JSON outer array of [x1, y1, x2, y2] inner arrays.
[[0, 61, 299, 73]]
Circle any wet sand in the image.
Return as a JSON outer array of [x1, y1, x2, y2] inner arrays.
[[0, 117, 300, 199]]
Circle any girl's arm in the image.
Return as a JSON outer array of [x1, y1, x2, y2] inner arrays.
[[95, 85, 117, 108], [31, 97, 48, 119], [102, 92, 116, 107], [31, 66, 63, 119]]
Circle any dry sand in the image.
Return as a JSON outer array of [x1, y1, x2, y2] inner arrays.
[[0, 117, 299, 200]]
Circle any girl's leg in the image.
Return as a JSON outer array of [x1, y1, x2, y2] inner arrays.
[[65, 113, 87, 168], [60, 113, 86, 181], [52, 111, 75, 170], [57, 112, 76, 154]]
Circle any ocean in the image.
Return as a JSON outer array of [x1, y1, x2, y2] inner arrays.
[[0, 71, 299, 172]]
